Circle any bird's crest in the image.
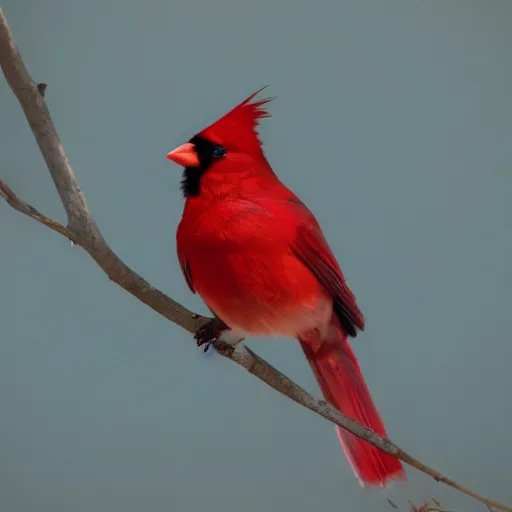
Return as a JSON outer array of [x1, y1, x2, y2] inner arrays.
[[198, 87, 273, 157]]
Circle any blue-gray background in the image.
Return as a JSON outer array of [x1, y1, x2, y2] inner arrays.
[[1, 1, 511, 511]]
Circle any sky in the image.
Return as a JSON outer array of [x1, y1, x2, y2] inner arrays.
[[1, 1, 511, 511]]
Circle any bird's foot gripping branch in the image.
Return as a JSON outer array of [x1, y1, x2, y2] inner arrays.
[[194, 317, 230, 352]]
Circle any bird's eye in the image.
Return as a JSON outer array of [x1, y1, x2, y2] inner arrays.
[[212, 146, 226, 158]]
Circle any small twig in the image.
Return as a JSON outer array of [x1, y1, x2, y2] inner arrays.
[[410, 502, 442, 512], [0, 179, 75, 241], [410, 499, 454, 512]]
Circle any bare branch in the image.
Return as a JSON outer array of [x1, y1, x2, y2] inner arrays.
[[0, 178, 75, 240], [0, 11, 89, 232], [1, 8, 510, 512]]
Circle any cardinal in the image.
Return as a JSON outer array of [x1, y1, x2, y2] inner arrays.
[[166, 88, 405, 487]]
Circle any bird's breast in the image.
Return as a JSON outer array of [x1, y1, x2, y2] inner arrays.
[[178, 202, 332, 336]]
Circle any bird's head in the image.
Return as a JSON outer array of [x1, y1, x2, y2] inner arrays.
[[166, 88, 273, 198]]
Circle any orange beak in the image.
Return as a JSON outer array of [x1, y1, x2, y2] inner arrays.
[[166, 143, 200, 167]]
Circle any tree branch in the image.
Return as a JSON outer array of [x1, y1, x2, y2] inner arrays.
[[0, 10, 88, 232], [1, 8, 509, 512], [0, 178, 75, 240]]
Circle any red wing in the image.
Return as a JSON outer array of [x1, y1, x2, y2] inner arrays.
[[291, 222, 365, 337]]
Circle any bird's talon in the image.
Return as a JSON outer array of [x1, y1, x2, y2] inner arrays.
[[194, 318, 229, 353]]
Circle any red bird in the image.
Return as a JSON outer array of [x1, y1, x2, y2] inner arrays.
[[166, 89, 405, 487]]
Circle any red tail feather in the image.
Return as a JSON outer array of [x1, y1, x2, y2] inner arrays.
[[299, 323, 405, 487]]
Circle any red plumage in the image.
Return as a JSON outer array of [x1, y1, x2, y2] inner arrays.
[[168, 90, 405, 487], [198, 87, 272, 158]]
